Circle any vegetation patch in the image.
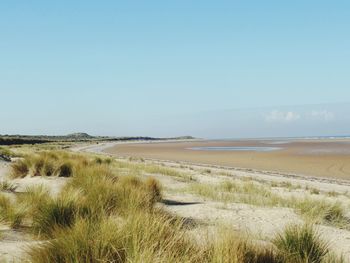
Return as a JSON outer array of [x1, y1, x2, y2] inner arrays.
[[0, 146, 17, 161], [273, 224, 329, 263], [186, 180, 350, 229], [11, 159, 30, 178], [2, 150, 346, 262], [0, 180, 18, 192], [114, 160, 196, 182]]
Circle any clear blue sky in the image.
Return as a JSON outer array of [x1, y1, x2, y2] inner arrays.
[[1, 1, 349, 137]]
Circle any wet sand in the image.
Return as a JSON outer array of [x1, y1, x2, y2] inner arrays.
[[104, 139, 350, 180]]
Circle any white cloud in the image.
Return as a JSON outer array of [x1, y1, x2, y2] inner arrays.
[[265, 110, 301, 123], [309, 110, 335, 121]]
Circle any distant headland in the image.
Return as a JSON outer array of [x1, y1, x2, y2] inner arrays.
[[0, 133, 196, 145]]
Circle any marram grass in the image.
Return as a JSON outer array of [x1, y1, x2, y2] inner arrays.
[[1, 150, 345, 262]]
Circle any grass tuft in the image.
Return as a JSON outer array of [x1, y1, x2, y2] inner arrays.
[[295, 199, 349, 228], [11, 159, 30, 178], [273, 224, 329, 263], [32, 194, 79, 237], [42, 160, 55, 176], [0, 194, 26, 228], [58, 162, 73, 177], [0, 180, 17, 192], [28, 217, 126, 263], [207, 230, 282, 263], [4, 150, 345, 262], [145, 177, 162, 203]]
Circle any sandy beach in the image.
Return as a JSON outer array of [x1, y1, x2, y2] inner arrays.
[[103, 139, 350, 180], [2, 142, 350, 261], [79, 143, 350, 259]]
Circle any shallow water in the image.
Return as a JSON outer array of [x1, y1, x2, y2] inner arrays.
[[188, 146, 281, 152]]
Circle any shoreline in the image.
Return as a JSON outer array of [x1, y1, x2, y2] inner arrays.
[[76, 142, 350, 193], [98, 139, 350, 180]]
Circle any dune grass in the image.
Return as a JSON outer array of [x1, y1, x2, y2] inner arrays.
[[1, 150, 346, 262], [113, 160, 197, 182], [14, 152, 273, 262], [206, 229, 282, 263], [273, 224, 329, 263], [294, 198, 349, 228], [0, 180, 17, 192], [0, 146, 17, 162], [186, 180, 350, 229], [0, 147, 13, 157], [187, 180, 286, 207], [0, 194, 26, 228], [11, 159, 30, 178], [28, 216, 127, 263], [31, 193, 79, 237], [10, 150, 113, 178]]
